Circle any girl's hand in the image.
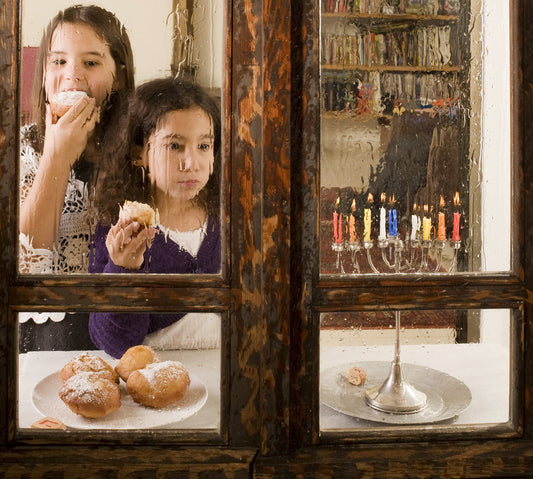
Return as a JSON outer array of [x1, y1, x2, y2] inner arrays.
[[105, 217, 157, 270], [42, 96, 99, 173]]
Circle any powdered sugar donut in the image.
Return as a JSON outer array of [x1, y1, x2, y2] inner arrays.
[[115, 345, 162, 382], [50, 90, 89, 123], [120, 200, 158, 227], [126, 360, 190, 408], [59, 372, 121, 418], [61, 352, 119, 384]]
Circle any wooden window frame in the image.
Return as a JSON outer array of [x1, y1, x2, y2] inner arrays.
[[1, 0, 533, 476]]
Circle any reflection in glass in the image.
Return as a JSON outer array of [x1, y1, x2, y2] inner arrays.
[[18, 0, 223, 275], [320, 1, 511, 274], [320, 309, 514, 431], [18, 311, 221, 431]]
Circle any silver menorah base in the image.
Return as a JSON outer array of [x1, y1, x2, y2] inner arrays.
[[364, 359, 427, 414]]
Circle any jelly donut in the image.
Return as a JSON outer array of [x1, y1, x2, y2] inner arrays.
[[61, 352, 119, 384], [115, 345, 162, 382], [126, 360, 190, 408], [59, 372, 121, 418]]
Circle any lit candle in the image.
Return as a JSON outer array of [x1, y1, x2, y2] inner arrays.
[[349, 198, 357, 242], [379, 192, 387, 241], [410, 207, 418, 241], [437, 196, 446, 241], [422, 204, 431, 241], [364, 193, 373, 242], [388, 195, 397, 237], [337, 210, 343, 243], [452, 192, 461, 242], [333, 196, 340, 243]]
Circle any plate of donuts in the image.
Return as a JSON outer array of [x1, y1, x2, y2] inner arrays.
[[31, 349, 208, 429]]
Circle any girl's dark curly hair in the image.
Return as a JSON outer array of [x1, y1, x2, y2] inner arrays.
[[96, 77, 221, 224]]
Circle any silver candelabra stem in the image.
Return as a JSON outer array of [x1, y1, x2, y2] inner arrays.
[[364, 311, 427, 414]]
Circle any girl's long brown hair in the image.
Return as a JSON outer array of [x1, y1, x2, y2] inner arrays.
[[29, 5, 134, 187]]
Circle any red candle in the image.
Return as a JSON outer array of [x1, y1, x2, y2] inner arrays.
[[333, 197, 340, 243], [452, 192, 461, 242]]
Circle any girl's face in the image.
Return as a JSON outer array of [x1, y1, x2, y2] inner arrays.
[[144, 107, 215, 203], [44, 22, 118, 107]]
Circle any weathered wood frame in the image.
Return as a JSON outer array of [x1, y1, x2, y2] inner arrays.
[[1, 0, 533, 476]]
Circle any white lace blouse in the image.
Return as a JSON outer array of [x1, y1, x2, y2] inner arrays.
[[19, 125, 96, 274]]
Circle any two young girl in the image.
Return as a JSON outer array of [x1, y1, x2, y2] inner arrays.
[[88, 77, 222, 358]]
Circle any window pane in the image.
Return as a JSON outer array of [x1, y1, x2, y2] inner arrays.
[[320, 309, 515, 432], [18, 311, 221, 431], [320, 1, 511, 275], [19, 0, 224, 275]]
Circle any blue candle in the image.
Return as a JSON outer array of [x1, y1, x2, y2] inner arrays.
[[388, 209, 398, 237]]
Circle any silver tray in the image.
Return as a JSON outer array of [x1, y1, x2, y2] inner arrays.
[[320, 361, 471, 425]]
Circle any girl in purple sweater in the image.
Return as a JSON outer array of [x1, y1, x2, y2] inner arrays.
[[89, 77, 221, 358]]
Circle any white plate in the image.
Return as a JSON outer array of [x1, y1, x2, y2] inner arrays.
[[32, 370, 208, 430]]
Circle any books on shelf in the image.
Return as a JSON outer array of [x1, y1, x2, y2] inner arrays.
[[322, 25, 455, 68], [321, 72, 461, 115], [322, 0, 459, 15]]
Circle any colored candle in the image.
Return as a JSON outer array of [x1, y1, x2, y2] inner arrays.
[[333, 197, 340, 243], [333, 211, 338, 242], [349, 214, 356, 242], [349, 199, 356, 242], [452, 192, 461, 242], [422, 205, 431, 241], [438, 212, 446, 241], [452, 212, 461, 242], [337, 213, 343, 242], [422, 217, 431, 241], [364, 208, 371, 242], [388, 209, 397, 237]]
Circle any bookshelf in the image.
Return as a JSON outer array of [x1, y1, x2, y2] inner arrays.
[[319, 0, 472, 273], [320, 1, 468, 115]]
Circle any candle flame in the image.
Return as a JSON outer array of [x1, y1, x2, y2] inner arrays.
[[440, 195, 445, 208], [367, 193, 374, 203], [380, 192, 386, 203], [454, 191, 460, 206], [335, 196, 340, 207], [413, 202, 417, 211], [424, 204, 429, 214], [351, 198, 356, 211]]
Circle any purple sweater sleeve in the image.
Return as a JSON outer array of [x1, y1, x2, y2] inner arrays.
[[88, 219, 221, 358]]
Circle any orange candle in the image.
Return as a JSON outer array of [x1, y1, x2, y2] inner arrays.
[[437, 196, 446, 241], [349, 198, 357, 242], [422, 204, 431, 241], [364, 193, 373, 242]]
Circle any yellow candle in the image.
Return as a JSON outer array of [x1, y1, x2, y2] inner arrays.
[[364, 208, 371, 242], [422, 216, 431, 241]]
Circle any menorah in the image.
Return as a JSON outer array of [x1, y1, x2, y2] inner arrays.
[[331, 235, 461, 275], [330, 234, 462, 414]]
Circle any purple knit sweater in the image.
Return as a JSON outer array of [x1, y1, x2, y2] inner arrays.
[[88, 216, 221, 358]]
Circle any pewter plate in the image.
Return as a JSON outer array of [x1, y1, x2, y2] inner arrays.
[[320, 361, 471, 425]]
